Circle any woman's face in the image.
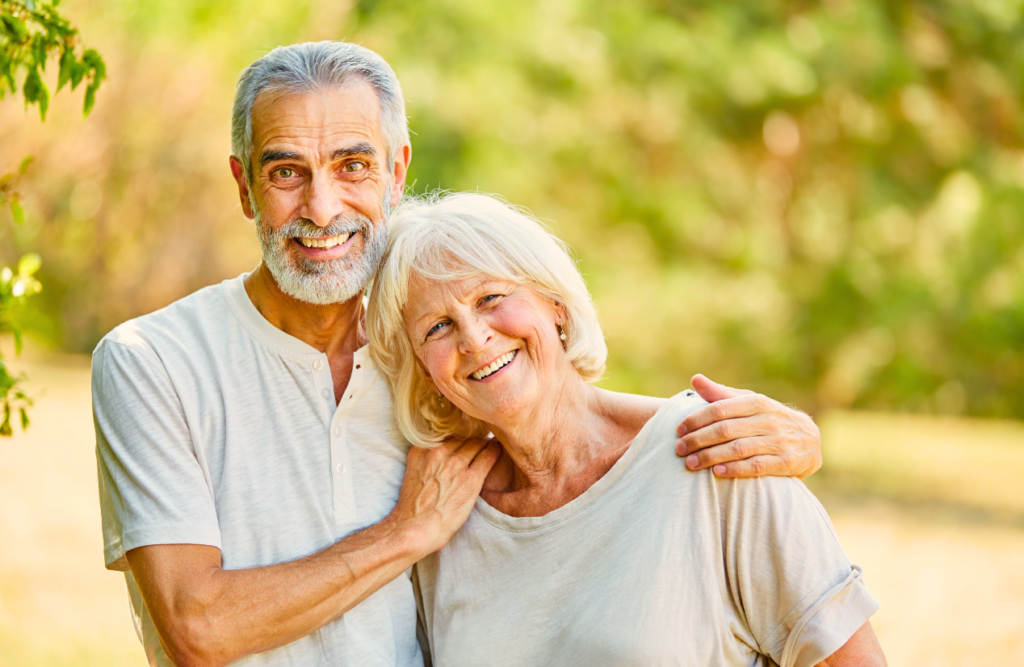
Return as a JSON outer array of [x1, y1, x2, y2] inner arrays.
[[404, 273, 568, 425]]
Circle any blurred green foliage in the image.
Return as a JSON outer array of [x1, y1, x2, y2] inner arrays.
[[0, 0, 104, 434], [1, 0, 1021, 418]]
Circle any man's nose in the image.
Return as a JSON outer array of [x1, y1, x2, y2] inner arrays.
[[301, 170, 345, 228]]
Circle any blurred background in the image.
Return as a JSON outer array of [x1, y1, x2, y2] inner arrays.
[[1, 0, 1022, 665]]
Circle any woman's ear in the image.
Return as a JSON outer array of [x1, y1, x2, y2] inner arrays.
[[552, 299, 569, 327]]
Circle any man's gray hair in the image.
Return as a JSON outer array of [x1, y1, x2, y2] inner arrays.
[[231, 41, 409, 183]]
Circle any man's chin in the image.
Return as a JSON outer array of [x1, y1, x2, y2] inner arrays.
[[264, 262, 366, 306]]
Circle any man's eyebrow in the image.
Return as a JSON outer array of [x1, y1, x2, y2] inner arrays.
[[331, 143, 377, 161], [259, 150, 301, 167]]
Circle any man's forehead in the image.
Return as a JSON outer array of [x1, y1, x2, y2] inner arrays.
[[250, 82, 384, 156]]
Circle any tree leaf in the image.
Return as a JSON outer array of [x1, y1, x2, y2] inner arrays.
[[18, 253, 42, 276], [1, 14, 29, 42], [19, 407, 29, 430], [31, 33, 48, 70], [83, 81, 97, 116], [10, 199, 24, 225], [23, 67, 50, 120], [1, 404, 11, 438], [13, 327, 23, 356], [70, 60, 84, 89], [57, 47, 74, 91], [19, 156, 33, 175], [82, 49, 106, 81]]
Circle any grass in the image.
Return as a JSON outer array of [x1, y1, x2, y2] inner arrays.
[[1, 351, 1022, 666]]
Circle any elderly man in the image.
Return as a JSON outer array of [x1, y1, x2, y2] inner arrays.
[[93, 42, 822, 667]]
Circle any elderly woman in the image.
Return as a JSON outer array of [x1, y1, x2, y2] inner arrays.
[[367, 193, 885, 667]]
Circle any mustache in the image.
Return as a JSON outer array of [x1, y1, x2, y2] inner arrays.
[[271, 214, 375, 240]]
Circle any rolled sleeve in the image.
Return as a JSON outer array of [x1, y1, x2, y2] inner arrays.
[[718, 476, 879, 667], [94, 337, 221, 571]]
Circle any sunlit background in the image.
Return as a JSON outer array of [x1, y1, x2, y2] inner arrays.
[[1, 0, 1023, 665]]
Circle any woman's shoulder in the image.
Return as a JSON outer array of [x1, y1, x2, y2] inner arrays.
[[642, 390, 709, 438], [600, 389, 706, 436]]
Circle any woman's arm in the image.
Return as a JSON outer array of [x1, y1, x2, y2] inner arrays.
[[815, 621, 887, 667]]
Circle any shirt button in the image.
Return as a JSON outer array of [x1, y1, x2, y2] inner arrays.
[[321, 388, 331, 400], [313, 359, 324, 371], [335, 464, 347, 475]]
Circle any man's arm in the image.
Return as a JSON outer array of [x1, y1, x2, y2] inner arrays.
[[127, 438, 500, 667], [675, 374, 822, 479], [815, 621, 887, 667]]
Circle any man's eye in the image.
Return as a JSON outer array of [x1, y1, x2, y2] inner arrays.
[[343, 162, 366, 173], [275, 168, 296, 178]]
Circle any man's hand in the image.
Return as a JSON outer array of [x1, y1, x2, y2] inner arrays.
[[675, 374, 822, 479], [388, 437, 501, 553]]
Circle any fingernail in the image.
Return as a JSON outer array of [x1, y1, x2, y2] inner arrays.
[[713, 465, 726, 476], [677, 424, 687, 436], [686, 455, 699, 469]]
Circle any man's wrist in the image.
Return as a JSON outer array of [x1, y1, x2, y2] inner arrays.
[[375, 512, 439, 563]]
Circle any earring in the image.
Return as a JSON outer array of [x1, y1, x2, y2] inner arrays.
[[558, 325, 567, 341], [437, 392, 445, 408]]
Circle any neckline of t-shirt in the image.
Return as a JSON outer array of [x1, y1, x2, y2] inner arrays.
[[222, 272, 371, 365], [473, 391, 696, 533]]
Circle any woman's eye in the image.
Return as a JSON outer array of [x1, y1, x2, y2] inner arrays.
[[426, 321, 448, 339], [479, 294, 501, 306]]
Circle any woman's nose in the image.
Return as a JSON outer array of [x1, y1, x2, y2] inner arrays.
[[458, 318, 492, 354]]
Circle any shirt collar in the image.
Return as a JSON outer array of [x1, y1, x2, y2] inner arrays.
[[223, 272, 366, 361]]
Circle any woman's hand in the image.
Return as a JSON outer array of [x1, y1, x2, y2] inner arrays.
[[675, 374, 822, 479], [388, 437, 502, 555]]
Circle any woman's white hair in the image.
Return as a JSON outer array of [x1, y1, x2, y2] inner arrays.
[[367, 192, 607, 448]]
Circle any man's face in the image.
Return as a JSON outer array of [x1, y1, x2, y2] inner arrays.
[[230, 82, 410, 305]]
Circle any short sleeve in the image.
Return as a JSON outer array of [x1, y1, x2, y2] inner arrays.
[[94, 338, 221, 571], [717, 476, 879, 667]]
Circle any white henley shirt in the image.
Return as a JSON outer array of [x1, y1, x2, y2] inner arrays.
[[93, 273, 421, 667]]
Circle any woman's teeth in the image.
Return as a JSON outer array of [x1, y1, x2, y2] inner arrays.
[[471, 350, 517, 380], [297, 232, 353, 249]]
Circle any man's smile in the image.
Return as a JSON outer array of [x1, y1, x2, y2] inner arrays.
[[290, 231, 359, 259]]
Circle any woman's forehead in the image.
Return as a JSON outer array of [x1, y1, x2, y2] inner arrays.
[[407, 272, 507, 304]]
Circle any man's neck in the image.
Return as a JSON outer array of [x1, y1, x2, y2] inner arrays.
[[244, 265, 366, 398]]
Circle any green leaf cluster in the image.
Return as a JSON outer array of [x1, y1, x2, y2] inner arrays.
[[1, 1, 104, 435], [0, 0, 106, 120], [0, 254, 41, 435]]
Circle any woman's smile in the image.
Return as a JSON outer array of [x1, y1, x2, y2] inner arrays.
[[469, 349, 519, 381]]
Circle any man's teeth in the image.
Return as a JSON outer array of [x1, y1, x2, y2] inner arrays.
[[297, 232, 353, 249], [471, 350, 517, 380]]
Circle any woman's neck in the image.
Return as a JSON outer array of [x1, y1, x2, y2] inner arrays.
[[481, 375, 663, 518]]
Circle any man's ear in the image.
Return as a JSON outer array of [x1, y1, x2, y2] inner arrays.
[[389, 144, 412, 211], [229, 155, 256, 220]]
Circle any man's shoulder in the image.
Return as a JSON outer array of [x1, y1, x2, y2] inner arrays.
[[95, 278, 238, 360]]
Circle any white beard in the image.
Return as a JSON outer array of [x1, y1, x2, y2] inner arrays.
[[253, 193, 390, 306]]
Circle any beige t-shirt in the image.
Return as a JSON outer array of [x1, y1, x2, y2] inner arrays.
[[414, 391, 877, 667]]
